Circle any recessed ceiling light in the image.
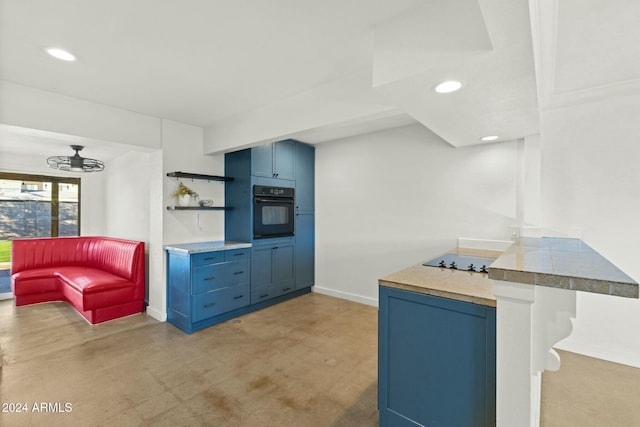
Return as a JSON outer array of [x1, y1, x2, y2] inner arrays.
[[480, 135, 499, 142], [434, 80, 463, 94], [46, 48, 76, 62]]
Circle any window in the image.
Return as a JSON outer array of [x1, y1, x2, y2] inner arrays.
[[0, 172, 81, 238], [0, 172, 81, 296]]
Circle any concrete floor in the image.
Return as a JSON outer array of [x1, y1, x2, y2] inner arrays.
[[0, 293, 638, 426]]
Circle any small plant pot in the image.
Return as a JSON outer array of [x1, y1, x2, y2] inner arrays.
[[177, 194, 192, 206]]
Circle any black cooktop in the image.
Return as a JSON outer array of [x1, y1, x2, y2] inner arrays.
[[423, 253, 496, 273]]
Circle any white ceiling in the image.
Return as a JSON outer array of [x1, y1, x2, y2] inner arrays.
[[0, 0, 421, 126], [1, 0, 639, 155]]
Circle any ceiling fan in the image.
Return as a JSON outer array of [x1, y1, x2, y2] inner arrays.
[[46, 145, 105, 172]]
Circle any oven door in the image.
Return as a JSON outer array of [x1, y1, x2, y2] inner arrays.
[[253, 196, 295, 239]]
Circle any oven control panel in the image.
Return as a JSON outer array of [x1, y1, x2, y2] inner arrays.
[[253, 185, 294, 198]]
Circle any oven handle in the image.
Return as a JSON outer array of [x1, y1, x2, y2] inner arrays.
[[254, 197, 294, 204]]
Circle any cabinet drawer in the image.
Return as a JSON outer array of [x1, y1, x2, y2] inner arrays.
[[275, 282, 295, 297], [191, 251, 223, 267], [192, 283, 250, 322], [225, 248, 250, 261], [193, 260, 249, 294], [251, 285, 275, 305]]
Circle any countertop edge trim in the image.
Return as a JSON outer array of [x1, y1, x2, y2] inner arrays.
[[379, 280, 496, 308]]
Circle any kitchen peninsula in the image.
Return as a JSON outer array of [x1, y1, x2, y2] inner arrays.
[[378, 247, 500, 427], [378, 237, 638, 427]]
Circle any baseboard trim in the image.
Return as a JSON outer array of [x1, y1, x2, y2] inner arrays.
[[312, 286, 378, 307], [145, 305, 167, 322]]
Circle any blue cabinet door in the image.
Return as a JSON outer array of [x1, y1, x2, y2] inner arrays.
[[294, 142, 314, 213], [295, 213, 314, 289], [378, 286, 496, 427], [273, 243, 295, 296], [251, 245, 273, 289], [251, 243, 294, 298], [251, 143, 274, 178], [251, 140, 295, 181], [273, 140, 296, 181]]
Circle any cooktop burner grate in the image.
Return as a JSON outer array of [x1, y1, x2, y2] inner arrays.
[[423, 253, 497, 273]]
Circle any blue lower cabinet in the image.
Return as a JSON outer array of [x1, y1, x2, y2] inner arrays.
[[167, 245, 311, 334], [251, 242, 295, 301], [166, 248, 251, 334], [378, 286, 496, 427]]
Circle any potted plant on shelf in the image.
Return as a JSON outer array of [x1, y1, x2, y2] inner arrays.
[[173, 182, 198, 207]]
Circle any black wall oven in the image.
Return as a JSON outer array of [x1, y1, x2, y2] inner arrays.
[[253, 185, 295, 239]]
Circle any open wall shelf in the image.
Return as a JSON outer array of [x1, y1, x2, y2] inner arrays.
[[166, 171, 233, 182], [166, 171, 233, 211], [166, 206, 232, 211]]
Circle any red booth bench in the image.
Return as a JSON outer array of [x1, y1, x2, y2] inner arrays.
[[10, 236, 146, 324]]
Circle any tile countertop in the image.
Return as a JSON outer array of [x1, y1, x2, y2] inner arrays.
[[379, 237, 639, 307], [489, 237, 639, 299], [163, 240, 251, 254], [379, 248, 502, 308]]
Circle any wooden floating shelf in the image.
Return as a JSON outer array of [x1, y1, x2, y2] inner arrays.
[[166, 171, 233, 182]]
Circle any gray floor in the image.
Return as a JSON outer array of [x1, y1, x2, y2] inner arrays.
[[0, 293, 638, 426]]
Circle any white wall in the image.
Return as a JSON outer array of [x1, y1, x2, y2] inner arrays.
[[80, 173, 106, 236], [104, 150, 151, 241], [314, 124, 519, 305], [541, 94, 640, 367]]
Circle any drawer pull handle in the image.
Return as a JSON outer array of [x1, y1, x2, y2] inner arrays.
[[204, 302, 216, 308], [204, 257, 217, 261], [234, 271, 244, 275], [260, 294, 269, 298], [204, 277, 216, 281], [233, 294, 244, 300], [283, 287, 291, 292], [233, 253, 244, 256]]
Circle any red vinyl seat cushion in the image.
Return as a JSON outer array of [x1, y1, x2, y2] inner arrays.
[[55, 267, 132, 294], [10, 268, 61, 295]]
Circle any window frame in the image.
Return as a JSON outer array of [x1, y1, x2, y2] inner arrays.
[[0, 172, 82, 237]]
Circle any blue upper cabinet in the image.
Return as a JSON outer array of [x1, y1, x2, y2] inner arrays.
[[250, 144, 274, 178], [273, 140, 296, 181], [251, 140, 295, 181], [294, 142, 314, 213]]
